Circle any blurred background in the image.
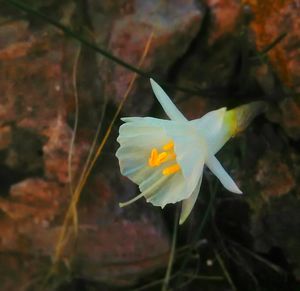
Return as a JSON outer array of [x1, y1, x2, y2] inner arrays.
[[0, 0, 299, 290]]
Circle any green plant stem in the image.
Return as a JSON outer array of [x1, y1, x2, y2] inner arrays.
[[215, 250, 237, 291], [162, 206, 180, 291]]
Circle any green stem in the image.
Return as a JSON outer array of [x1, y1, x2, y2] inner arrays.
[[162, 206, 180, 291]]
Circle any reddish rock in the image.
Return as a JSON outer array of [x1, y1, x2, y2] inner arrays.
[[244, 0, 300, 91], [177, 96, 209, 120], [3, 0, 300, 289], [0, 20, 30, 51], [0, 253, 49, 291], [280, 98, 300, 139], [0, 14, 170, 290], [75, 220, 169, 286], [89, 0, 204, 115], [267, 98, 300, 140], [0, 178, 64, 230], [170, 0, 246, 105], [42, 116, 88, 184], [205, 0, 242, 45], [255, 152, 295, 198], [10, 178, 63, 207], [0, 22, 68, 129], [0, 173, 169, 287], [0, 125, 12, 150]]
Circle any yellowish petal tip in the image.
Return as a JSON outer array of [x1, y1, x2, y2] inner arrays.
[[119, 202, 125, 208]]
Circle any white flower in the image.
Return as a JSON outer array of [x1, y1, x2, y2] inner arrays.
[[116, 79, 265, 224]]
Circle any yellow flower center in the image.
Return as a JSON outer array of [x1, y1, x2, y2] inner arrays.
[[148, 141, 180, 176]]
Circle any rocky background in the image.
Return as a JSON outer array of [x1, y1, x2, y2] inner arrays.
[[0, 0, 299, 290]]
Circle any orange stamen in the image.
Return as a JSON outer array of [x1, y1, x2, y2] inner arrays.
[[148, 148, 158, 167], [163, 141, 174, 151], [162, 164, 180, 176]]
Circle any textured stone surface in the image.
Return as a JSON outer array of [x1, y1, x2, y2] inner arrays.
[[0, 126, 12, 150], [252, 195, 300, 279], [244, 0, 300, 91], [205, 0, 242, 45], [0, 5, 170, 290], [89, 0, 203, 116], [255, 152, 296, 198], [267, 97, 300, 140], [1, 0, 300, 290]]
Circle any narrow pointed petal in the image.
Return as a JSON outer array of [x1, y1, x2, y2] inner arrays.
[[150, 78, 187, 122], [179, 175, 202, 225], [206, 156, 242, 194]]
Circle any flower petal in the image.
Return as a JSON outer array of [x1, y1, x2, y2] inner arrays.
[[190, 107, 227, 155], [206, 155, 242, 194], [145, 172, 187, 208], [116, 116, 206, 209], [163, 122, 205, 196], [206, 101, 267, 154], [150, 78, 187, 122], [179, 174, 202, 225], [191, 107, 226, 133], [116, 118, 170, 184]]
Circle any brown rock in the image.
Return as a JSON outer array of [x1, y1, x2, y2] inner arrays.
[[0, 126, 11, 150], [0, 20, 30, 51], [75, 220, 169, 286], [177, 96, 209, 120], [0, 197, 57, 224], [244, 0, 300, 92], [0, 1, 221, 288], [251, 195, 300, 279], [10, 178, 63, 207], [206, 0, 242, 45], [0, 253, 49, 291], [266, 97, 300, 140], [0, 172, 170, 287], [171, 0, 246, 104], [280, 98, 300, 139], [42, 117, 88, 184], [89, 0, 203, 115], [0, 178, 63, 226], [255, 152, 295, 198]]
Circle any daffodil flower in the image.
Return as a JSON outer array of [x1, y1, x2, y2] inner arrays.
[[116, 79, 265, 224]]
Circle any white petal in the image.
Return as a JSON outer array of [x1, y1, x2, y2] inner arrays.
[[191, 107, 226, 133], [164, 122, 205, 195], [120, 174, 168, 207], [190, 107, 228, 155], [116, 118, 170, 184], [116, 116, 206, 209], [179, 174, 202, 225], [150, 78, 187, 122], [145, 172, 187, 208], [138, 122, 205, 208], [206, 155, 242, 194], [205, 102, 267, 155]]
